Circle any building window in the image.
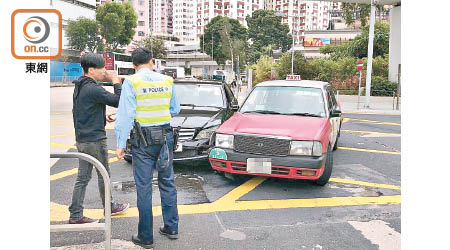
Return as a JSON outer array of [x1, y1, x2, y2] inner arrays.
[[138, 31, 145, 36]]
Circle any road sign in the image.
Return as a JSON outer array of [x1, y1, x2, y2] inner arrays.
[[286, 75, 301, 81], [357, 59, 364, 71]]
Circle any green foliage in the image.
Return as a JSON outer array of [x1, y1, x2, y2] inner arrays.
[[246, 10, 292, 64], [368, 55, 389, 78], [319, 21, 390, 59], [309, 58, 338, 82], [342, 3, 371, 27], [133, 36, 167, 59], [254, 56, 273, 85], [370, 76, 397, 96], [200, 16, 248, 65], [66, 17, 101, 52], [274, 51, 314, 80], [96, 2, 137, 51]]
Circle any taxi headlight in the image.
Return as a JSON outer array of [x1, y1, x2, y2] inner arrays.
[[290, 141, 322, 156], [195, 126, 219, 140], [215, 133, 234, 149]]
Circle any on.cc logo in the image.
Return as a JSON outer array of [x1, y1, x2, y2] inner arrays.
[[23, 16, 50, 44]]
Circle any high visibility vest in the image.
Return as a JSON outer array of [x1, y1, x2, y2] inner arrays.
[[128, 74, 173, 125]]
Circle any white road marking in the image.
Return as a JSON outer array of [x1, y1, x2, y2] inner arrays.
[[348, 220, 400, 250]]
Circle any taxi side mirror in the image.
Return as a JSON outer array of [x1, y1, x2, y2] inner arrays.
[[330, 109, 342, 118]]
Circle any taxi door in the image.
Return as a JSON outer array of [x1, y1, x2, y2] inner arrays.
[[326, 85, 341, 149]]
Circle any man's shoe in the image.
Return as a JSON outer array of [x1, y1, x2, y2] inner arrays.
[[159, 225, 179, 239], [69, 216, 99, 224], [110, 203, 130, 216], [131, 234, 153, 249]]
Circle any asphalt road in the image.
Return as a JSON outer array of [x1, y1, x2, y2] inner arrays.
[[50, 86, 401, 250]]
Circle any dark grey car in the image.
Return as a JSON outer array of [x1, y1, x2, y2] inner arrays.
[[124, 79, 239, 163]]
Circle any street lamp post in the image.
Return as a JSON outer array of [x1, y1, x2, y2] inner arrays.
[[291, 15, 295, 75], [276, 12, 296, 75]]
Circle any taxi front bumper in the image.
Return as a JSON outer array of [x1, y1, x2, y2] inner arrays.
[[209, 147, 327, 180]]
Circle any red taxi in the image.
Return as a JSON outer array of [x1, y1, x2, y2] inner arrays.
[[208, 78, 342, 185]]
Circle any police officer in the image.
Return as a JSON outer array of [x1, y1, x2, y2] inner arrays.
[[115, 47, 180, 249]]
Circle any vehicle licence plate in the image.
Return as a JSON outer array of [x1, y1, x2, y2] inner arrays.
[[246, 158, 272, 174], [174, 142, 183, 152]]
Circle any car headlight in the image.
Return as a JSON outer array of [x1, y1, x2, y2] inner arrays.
[[290, 141, 322, 156], [195, 126, 219, 140], [215, 133, 234, 149]]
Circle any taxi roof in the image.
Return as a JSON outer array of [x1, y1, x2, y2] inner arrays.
[[256, 80, 329, 89]]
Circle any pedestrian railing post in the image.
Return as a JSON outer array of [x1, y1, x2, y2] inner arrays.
[[50, 152, 111, 250]]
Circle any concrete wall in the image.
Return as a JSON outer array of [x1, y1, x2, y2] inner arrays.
[[388, 5, 401, 83]]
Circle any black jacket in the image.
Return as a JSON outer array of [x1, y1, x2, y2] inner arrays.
[[72, 76, 122, 143]]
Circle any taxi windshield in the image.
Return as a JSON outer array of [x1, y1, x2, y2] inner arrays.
[[240, 86, 326, 117], [174, 84, 225, 108]]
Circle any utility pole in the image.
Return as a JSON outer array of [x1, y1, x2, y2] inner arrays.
[[291, 15, 295, 75], [364, 0, 377, 108], [212, 32, 214, 61]]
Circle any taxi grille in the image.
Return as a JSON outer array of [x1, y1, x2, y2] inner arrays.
[[234, 134, 290, 156], [178, 128, 196, 142]]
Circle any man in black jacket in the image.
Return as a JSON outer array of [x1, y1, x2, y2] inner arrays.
[[69, 53, 129, 224]]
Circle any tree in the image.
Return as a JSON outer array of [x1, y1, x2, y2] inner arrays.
[[246, 10, 292, 63], [274, 51, 314, 80], [133, 36, 167, 59], [254, 56, 274, 85], [66, 17, 101, 52], [342, 3, 371, 27], [96, 2, 137, 51], [319, 21, 390, 59], [200, 16, 248, 66]]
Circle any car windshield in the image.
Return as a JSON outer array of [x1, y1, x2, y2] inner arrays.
[[174, 84, 225, 108], [240, 86, 326, 117]]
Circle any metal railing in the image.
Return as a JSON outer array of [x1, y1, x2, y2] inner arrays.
[[50, 152, 111, 250]]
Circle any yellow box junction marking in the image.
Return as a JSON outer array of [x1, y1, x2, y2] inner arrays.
[[50, 142, 116, 155], [51, 157, 118, 182], [330, 178, 400, 190], [342, 130, 400, 137], [337, 146, 400, 155], [345, 118, 400, 126], [50, 132, 75, 139], [51, 176, 401, 222], [50, 168, 79, 181]]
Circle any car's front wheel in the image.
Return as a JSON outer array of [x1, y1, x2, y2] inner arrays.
[[314, 145, 333, 186]]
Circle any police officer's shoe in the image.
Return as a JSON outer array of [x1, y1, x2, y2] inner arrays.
[[159, 225, 179, 239], [131, 234, 154, 249]]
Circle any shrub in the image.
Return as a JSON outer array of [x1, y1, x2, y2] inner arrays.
[[254, 56, 273, 86], [370, 76, 398, 96]]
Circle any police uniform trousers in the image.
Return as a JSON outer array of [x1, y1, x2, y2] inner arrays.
[[131, 125, 179, 242]]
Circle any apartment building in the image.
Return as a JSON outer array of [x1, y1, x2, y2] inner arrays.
[[196, 0, 264, 41], [152, 0, 174, 35], [265, 0, 332, 44], [172, 0, 196, 43]]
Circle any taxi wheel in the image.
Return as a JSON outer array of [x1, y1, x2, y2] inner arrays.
[[314, 146, 333, 186]]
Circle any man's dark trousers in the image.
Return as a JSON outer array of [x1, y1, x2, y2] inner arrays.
[[131, 128, 179, 242], [69, 139, 114, 220]]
